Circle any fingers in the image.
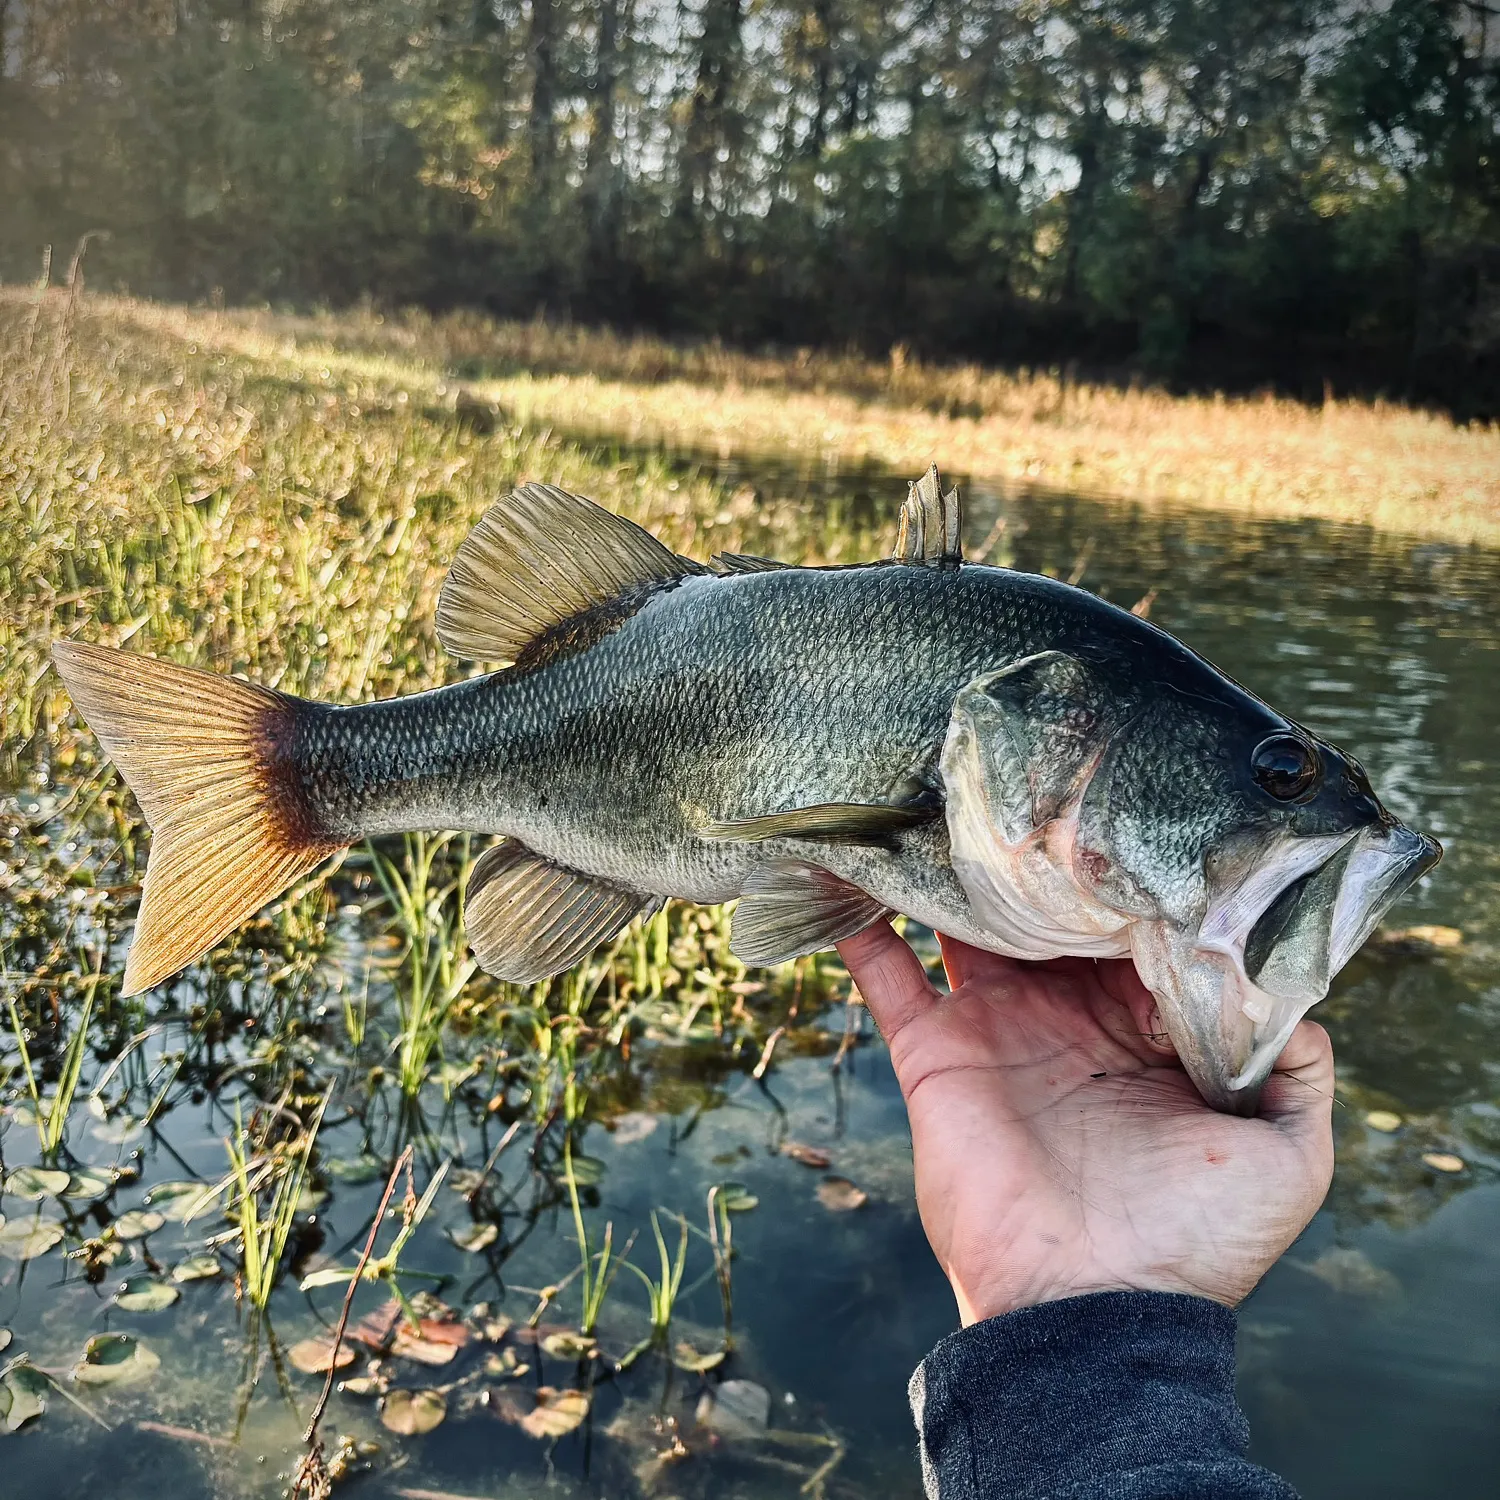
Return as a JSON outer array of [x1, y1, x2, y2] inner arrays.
[[1094, 957, 1179, 1061], [837, 922, 939, 1041], [936, 933, 1021, 990], [1258, 1019, 1336, 1134]]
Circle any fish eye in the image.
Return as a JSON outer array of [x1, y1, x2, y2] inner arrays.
[[1251, 734, 1322, 802]]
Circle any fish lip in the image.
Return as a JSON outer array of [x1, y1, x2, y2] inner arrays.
[[1137, 820, 1441, 1113], [1220, 822, 1442, 1096]]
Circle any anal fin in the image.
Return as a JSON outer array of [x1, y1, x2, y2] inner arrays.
[[731, 862, 889, 967], [465, 841, 660, 984], [701, 798, 938, 845]]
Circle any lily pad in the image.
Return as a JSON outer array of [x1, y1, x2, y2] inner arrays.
[[494, 1385, 590, 1440], [112, 1210, 165, 1241], [716, 1181, 759, 1213], [391, 1321, 466, 1367], [115, 1276, 181, 1312], [1364, 1110, 1403, 1134], [339, 1374, 388, 1397], [0, 1216, 65, 1260], [92, 1116, 144, 1146], [449, 1221, 498, 1253], [556, 1154, 606, 1188], [672, 1341, 726, 1373], [63, 1169, 115, 1201], [540, 1331, 596, 1359], [696, 1378, 770, 1439], [172, 1255, 222, 1283], [779, 1142, 831, 1169], [817, 1175, 869, 1212], [380, 1387, 446, 1435], [143, 1181, 217, 1222], [73, 1333, 161, 1386], [5, 1167, 70, 1200], [325, 1156, 388, 1185], [0, 1366, 49, 1432], [288, 1336, 358, 1375]]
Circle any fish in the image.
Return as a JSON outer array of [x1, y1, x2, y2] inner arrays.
[[50, 468, 1439, 1113]]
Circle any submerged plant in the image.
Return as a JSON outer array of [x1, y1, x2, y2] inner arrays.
[[367, 833, 477, 1097], [300, 1155, 448, 1323], [622, 1210, 689, 1347], [225, 1091, 328, 1311], [563, 1136, 631, 1338], [6, 955, 101, 1160]]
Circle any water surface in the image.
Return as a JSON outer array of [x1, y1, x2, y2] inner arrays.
[[2, 460, 1496, 1498]]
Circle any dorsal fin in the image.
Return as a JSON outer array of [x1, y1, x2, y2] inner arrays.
[[893, 465, 963, 568], [710, 552, 791, 575], [436, 483, 708, 664]]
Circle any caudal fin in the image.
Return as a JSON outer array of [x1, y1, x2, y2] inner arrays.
[[51, 641, 344, 995]]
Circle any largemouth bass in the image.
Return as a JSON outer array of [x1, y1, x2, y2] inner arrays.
[[51, 469, 1438, 1112]]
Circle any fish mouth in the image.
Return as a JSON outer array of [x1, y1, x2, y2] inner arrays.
[[1131, 823, 1441, 1114]]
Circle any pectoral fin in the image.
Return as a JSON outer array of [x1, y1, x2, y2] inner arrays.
[[701, 797, 938, 845], [731, 862, 890, 967], [465, 841, 661, 984]]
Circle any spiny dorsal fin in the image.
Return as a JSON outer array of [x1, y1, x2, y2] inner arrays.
[[436, 483, 708, 664], [465, 839, 661, 984], [730, 862, 889, 967], [710, 552, 791, 576], [893, 465, 963, 568], [700, 798, 939, 845]]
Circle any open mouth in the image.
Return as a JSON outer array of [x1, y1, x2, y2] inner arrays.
[[1243, 825, 1442, 1005], [1132, 821, 1441, 1114], [1223, 822, 1441, 1094]]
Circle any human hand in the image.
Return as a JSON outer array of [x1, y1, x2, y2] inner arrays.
[[837, 923, 1335, 1324]]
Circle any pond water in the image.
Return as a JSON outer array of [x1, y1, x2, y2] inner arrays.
[[3, 456, 1498, 1499]]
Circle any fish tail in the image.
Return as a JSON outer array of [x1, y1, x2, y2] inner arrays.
[[51, 640, 345, 996]]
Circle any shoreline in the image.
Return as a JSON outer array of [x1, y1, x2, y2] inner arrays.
[[6, 285, 1499, 548]]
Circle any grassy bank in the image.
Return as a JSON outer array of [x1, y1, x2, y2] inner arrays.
[[44, 287, 1500, 547]]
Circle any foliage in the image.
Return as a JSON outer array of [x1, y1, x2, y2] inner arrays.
[[0, 1, 1496, 412]]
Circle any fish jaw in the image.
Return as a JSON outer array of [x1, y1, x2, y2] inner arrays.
[[1131, 824, 1441, 1113]]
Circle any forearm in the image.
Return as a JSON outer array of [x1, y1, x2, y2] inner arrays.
[[909, 1291, 1298, 1500]]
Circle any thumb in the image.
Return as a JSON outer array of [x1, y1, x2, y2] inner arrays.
[[836, 922, 939, 1042], [1257, 1019, 1336, 1140]]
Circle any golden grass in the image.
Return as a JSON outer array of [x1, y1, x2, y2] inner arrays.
[[68, 287, 1500, 547]]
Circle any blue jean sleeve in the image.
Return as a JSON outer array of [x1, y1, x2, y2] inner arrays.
[[908, 1290, 1299, 1500]]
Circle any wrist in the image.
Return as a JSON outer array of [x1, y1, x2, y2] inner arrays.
[[950, 1263, 1241, 1324]]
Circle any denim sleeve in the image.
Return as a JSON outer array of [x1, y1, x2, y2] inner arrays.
[[908, 1290, 1299, 1500]]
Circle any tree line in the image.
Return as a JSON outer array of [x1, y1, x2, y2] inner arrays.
[[3, 0, 1497, 414]]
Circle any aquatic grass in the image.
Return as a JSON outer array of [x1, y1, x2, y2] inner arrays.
[[225, 1091, 329, 1311], [300, 1156, 449, 1320], [621, 1210, 689, 1346], [562, 1135, 631, 1338], [5, 962, 100, 1160], [366, 834, 478, 1097]]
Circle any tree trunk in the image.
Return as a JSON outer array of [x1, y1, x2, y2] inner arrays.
[[528, 0, 559, 199]]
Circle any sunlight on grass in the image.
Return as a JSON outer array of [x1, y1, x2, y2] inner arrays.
[[41, 285, 1500, 547]]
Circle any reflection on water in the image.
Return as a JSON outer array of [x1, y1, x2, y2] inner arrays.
[[3, 456, 1498, 1499]]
